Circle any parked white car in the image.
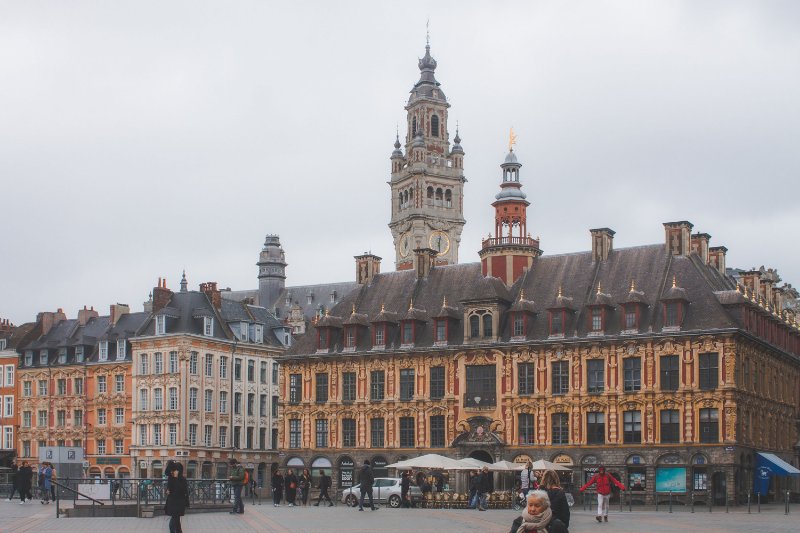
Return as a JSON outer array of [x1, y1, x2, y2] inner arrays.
[[340, 477, 423, 508]]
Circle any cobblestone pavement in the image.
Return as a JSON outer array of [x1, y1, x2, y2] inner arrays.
[[1, 500, 797, 533]]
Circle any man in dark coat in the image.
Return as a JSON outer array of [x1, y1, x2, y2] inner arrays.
[[5, 461, 19, 501], [228, 458, 245, 514], [314, 470, 333, 506], [17, 461, 33, 503], [358, 460, 376, 511], [165, 463, 189, 533], [478, 466, 493, 511]]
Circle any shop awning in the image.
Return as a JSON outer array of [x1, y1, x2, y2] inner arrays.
[[756, 452, 800, 477]]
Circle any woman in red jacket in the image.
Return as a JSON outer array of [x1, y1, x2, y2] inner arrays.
[[579, 466, 625, 523]]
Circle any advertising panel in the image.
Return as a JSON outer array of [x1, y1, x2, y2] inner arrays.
[[655, 467, 686, 492]]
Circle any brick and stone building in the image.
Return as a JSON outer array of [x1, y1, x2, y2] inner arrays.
[[130, 276, 289, 483], [276, 43, 800, 504], [0, 319, 36, 467]]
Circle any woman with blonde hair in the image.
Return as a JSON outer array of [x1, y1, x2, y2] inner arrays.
[[539, 470, 570, 528]]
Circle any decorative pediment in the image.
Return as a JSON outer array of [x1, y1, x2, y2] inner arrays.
[[621, 401, 643, 411], [581, 400, 607, 411], [463, 349, 499, 365], [451, 416, 505, 446], [515, 403, 536, 414], [426, 406, 448, 416], [655, 397, 677, 409]]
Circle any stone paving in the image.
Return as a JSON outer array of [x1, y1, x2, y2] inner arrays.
[[0, 499, 797, 533]]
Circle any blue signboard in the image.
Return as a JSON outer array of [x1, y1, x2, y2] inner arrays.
[[655, 467, 686, 493]]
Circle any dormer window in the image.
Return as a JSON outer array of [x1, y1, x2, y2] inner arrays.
[[317, 328, 330, 351], [513, 315, 525, 337], [254, 324, 263, 343], [550, 311, 564, 336], [435, 319, 447, 343], [307, 294, 313, 305], [39, 350, 48, 365], [58, 348, 67, 364], [590, 308, 603, 332], [467, 310, 494, 340], [330, 291, 337, 303], [661, 277, 688, 331], [25, 351, 33, 366], [0, 339, 6, 350], [344, 326, 356, 350], [98, 342, 108, 362], [239, 322, 249, 342], [402, 322, 414, 345], [664, 302, 680, 327], [374, 326, 386, 347], [155, 315, 166, 335], [203, 317, 214, 336], [116, 339, 126, 360], [624, 306, 637, 329], [75, 346, 84, 363]]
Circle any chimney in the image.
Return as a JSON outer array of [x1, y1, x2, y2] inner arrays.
[[413, 247, 437, 279], [663, 221, 694, 256], [355, 253, 382, 285], [200, 282, 221, 308], [109, 303, 130, 325], [39, 308, 67, 336], [590, 228, 615, 263], [152, 277, 173, 313], [77, 305, 99, 326], [708, 246, 727, 275], [690, 233, 711, 264]]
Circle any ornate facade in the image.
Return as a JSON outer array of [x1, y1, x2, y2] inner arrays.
[[277, 45, 800, 501]]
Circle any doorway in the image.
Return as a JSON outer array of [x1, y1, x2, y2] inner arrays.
[[469, 450, 493, 464], [712, 472, 726, 505]]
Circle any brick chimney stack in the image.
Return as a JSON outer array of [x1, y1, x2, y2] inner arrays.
[[110, 303, 130, 325], [590, 228, 615, 263], [0, 318, 13, 336], [413, 248, 437, 279], [663, 221, 694, 256], [690, 233, 711, 264], [77, 305, 99, 326], [740, 270, 761, 300], [152, 277, 173, 313], [200, 282, 221, 308], [708, 246, 727, 275], [38, 308, 67, 336], [355, 253, 382, 285]]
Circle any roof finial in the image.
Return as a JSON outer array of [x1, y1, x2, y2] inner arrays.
[[509, 127, 517, 152], [597, 283, 602, 295], [519, 289, 525, 301], [426, 18, 430, 48], [442, 295, 448, 307], [180, 270, 188, 293], [351, 304, 356, 315], [380, 302, 385, 313], [557, 286, 563, 298], [672, 276, 677, 288], [630, 279, 636, 292], [409, 298, 414, 310]]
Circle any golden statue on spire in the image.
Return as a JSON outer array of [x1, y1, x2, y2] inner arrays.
[[509, 127, 517, 151]]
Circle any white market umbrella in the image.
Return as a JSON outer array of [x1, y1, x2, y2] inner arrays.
[[491, 460, 526, 471], [457, 457, 493, 470], [385, 453, 465, 470], [530, 459, 572, 472]]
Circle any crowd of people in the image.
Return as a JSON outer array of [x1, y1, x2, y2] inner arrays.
[[4, 460, 57, 504], [266, 465, 334, 508]]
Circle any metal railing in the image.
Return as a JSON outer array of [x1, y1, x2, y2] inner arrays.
[[53, 480, 105, 519]]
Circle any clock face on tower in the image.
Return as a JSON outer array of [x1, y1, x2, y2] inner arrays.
[[429, 230, 451, 255]]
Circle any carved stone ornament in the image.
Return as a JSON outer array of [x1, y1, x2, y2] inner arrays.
[[451, 415, 505, 446]]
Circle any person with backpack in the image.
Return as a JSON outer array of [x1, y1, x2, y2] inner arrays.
[[520, 460, 537, 497], [271, 469, 285, 507], [357, 459, 376, 511], [285, 468, 298, 507], [579, 465, 625, 523], [314, 469, 333, 507], [228, 458, 245, 515], [299, 468, 312, 506]]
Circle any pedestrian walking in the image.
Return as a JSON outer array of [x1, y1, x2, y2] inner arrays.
[[579, 465, 625, 523], [299, 469, 311, 506], [540, 470, 570, 529], [400, 471, 412, 508], [314, 469, 333, 507], [165, 462, 189, 533], [478, 465, 493, 511], [50, 463, 57, 501], [357, 459, 376, 511], [17, 461, 33, 504], [468, 470, 480, 509], [285, 468, 298, 507], [509, 490, 568, 533], [40, 463, 52, 504], [5, 461, 19, 501], [228, 458, 245, 515], [271, 469, 284, 507], [520, 460, 537, 497]]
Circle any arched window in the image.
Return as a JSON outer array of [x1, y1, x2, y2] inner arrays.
[[427, 186, 434, 205], [398, 192, 403, 210], [431, 115, 440, 137], [445, 190, 452, 208], [435, 188, 443, 207], [483, 314, 493, 338], [469, 315, 480, 338], [412, 117, 417, 136]]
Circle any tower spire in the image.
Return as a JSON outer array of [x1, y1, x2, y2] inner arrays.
[[180, 270, 188, 292]]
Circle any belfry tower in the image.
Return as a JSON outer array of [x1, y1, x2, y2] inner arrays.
[[257, 234, 287, 308], [388, 38, 466, 270], [478, 136, 542, 286]]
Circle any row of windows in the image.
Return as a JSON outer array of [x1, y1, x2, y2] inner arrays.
[[137, 423, 269, 450], [290, 367, 447, 405], [136, 388, 277, 418], [23, 341, 127, 366], [22, 375, 124, 397], [155, 315, 214, 337], [519, 408, 719, 445], [321, 302, 686, 351], [23, 407, 125, 428], [288, 415, 444, 449], [519, 353, 720, 395], [0, 365, 14, 387], [137, 353, 278, 384]]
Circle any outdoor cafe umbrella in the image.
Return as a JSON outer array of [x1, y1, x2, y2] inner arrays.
[[491, 460, 526, 471], [530, 459, 572, 472], [385, 453, 466, 470]]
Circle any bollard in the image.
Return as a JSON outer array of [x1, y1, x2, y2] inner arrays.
[[656, 493, 659, 512], [757, 491, 761, 513], [691, 491, 694, 513], [747, 491, 751, 514], [709, 490, 712, 513], [628, 490, 632, 512], [786, 490, 790, 515], [619, 491, 623, 512], [725, 489, 729, 513], [669, 491, 673, 514]]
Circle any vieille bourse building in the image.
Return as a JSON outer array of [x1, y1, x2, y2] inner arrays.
[[276, 42, 800, 505]]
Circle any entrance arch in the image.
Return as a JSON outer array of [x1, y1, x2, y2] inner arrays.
[[469, 450, 493, 464]]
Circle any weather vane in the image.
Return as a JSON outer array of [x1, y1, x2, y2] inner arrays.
[[509, 127, 517, 151], [426, 19, 430, 46]]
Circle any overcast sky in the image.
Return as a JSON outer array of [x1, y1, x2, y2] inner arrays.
[[2, 1, 799, 325]]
